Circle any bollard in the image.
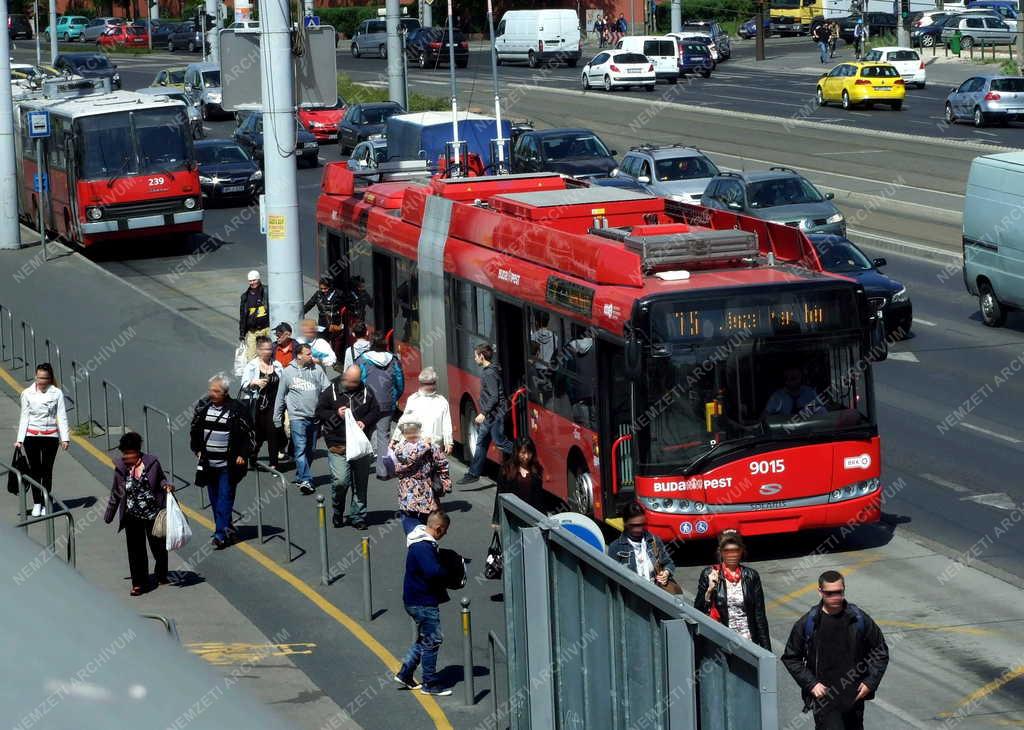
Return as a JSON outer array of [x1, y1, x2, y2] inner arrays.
[[317, 495, 329, 585], [254, 465, 265, 545], [461, 597, 475, 706], [361, 536, 372, 621]]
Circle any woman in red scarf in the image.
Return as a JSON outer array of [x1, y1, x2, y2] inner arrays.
[[694, 530, 772, 650]]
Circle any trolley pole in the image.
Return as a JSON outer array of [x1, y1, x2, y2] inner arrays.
[[0, 6, 21, 251], [48, 0, 58, 63], [386, 0, 407, 108], [260, 0, 303, 326], [670, 0, 681, 33]]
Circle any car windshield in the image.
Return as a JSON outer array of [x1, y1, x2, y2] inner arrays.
[[197, 143, 249, 164], [814, 240, 873, 272], [201, 70, 220, 87], [167, 69, 185, 84], [887, 50, 919, 61], [992, 77, 1024, 92], [860, 65, 900, 78], [614, 52, 648, 64], [747, 177, 824, 208], [301, 96, 344, 110], [654, 156, 719, 180], [541, 133, 610, 159], [128, 25, 145, 34], [77, 108, 191, 180], [361, 106, 400, 124]]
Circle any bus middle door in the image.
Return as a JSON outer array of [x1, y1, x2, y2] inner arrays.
[[494, 297, 528, 443]]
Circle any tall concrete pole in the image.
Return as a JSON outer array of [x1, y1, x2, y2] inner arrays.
[[48, 0, 58, 63], [33, 0, 41, 66], [386, 0, 406, 107], [670, 0, 681, 33], [0, 1, 22, 250], [423, 0, 432, 28], [205, 0, 221, 65], [261, 0, 302, 326], [152, 0, 159, 21]]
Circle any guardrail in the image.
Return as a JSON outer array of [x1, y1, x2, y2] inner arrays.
[[142, 404, 175, 489], [44, 338, 64, 387], [101, 379, 126, 451], [15, 510, 76, 567], [20, 321, 36, 381], [69, 359, 96, 433], [140, 613, 180, 642], [253, 464, 293, 562]]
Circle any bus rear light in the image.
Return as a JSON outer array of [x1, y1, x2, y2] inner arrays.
[[87, 207, 102, 220], [184, 197, 197, 209]]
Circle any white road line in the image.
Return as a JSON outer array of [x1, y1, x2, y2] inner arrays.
[[960, 422, 1022, 444], [815, 149, 887, 155], [921, 473, 971, 493], [887, 351, 920, 362], [961, 492, 1018, 510], [914, 318, 937, 327]]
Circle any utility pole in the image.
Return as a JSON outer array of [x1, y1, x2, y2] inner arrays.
[[423, 0, 432, 28], [670, 0, 681, 33], [205, 0, 221, 65], [1017, 21, 1024, 72], [756, 0, 766, 61], [485, 0, 506, 172], [260, 0, 302, 326], [0, 1, 21, 250], [48, 0, 58, 64], [386, 0, 406, 107], [33, 0, 41, 66]]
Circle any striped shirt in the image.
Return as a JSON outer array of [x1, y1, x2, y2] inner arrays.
[[202, 405, 231, 468]]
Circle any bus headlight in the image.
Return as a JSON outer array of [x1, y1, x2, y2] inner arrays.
[[183, 197, 197, 210], [638, 496, 708, 514], [87, 207, 102, 220], [829, 478, 880, 503]]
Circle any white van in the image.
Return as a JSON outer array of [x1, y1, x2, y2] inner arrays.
[[615, 36, 680, 83], [494, 9, 582, 68]]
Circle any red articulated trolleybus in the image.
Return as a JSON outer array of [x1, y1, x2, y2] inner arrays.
[[315, 163, 887, 541], [13, 78, 202, 247]]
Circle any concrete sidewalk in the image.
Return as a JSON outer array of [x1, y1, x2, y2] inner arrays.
[[0, 385, 361, 730]]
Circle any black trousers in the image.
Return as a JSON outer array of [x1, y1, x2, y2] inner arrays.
[[124, 516, 168, 588], [22, 436, 59, 505], [253, 407, 280, 468], [814, 701, 865, 730]]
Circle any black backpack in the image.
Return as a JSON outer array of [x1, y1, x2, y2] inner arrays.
[[438, 547, 467, 590]]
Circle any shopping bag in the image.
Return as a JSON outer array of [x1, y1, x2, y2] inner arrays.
[[151, 508, 167, 539], [233, 342, 247, 378], [165, 494, 192, 552], [484, 531, 503, 580], [7, 446, 30, 496], [344, 410, 374, 461]]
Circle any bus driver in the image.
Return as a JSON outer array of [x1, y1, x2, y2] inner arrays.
[[763, 366, 823, 419]]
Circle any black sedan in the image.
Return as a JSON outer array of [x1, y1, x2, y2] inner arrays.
[[233, 112, 320, 168], [405, 28, 469, 69], [53, 53, 120, 89], [195, 139, 263, 204], [837, 13, 898, 42], [809, 234, 912, 337], [510, 128, 617, 178], [150, 21, 180, 46], [338, 101, 404, 154]]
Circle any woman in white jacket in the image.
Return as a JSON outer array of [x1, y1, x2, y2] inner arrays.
[[15, 363, 69, 515], [393, 367, 453, 453]]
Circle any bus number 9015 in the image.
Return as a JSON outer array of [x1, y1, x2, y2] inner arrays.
[[749, 459, 785, 475]]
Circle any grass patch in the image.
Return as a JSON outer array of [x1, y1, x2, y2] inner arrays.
[[71, 423, 93, 437], [59, 42, 154, 55], [866, 33, 898, 51], [337, 72, 447, 112], [1001, 59, 1020, 74]]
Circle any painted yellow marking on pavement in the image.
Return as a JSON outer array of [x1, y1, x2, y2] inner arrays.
[[765, 554, 882, 611], [0, 363, 452, 730], [938, 665, 1024, 718], [187, 642, 317, 665]]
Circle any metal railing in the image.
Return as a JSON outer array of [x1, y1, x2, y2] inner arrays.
[[14, 510, 76, 567], [140, 613, 180, 642], [1, 459, 55, 547], [101, 379, 126, 451], [0, 306, 13, 364], [44, 338, 64, 389], [253, 464, 293, 562], [142, 404, 175, 489], [488, 630, 508, 726], [21, 321, 36, 381]]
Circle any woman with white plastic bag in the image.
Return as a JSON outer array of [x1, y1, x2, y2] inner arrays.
[[165, 492, 192, 552]]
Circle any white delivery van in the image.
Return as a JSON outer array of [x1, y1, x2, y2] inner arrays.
[[494, 9, 582, 68], [616, 36, 680, 83]]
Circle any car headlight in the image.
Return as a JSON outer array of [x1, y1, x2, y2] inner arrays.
[[368, 133, 385, 140], [87, 206, 102, 220], [249, 169, 263, 181], [113, 72, 120, 81], [198, 175, 214, 184], [826, 212, 844, 224], [638, 496, 708, 514], [891, 286, 908, 303], [183, 197, 197, 209], [828, 478, 880, 503]]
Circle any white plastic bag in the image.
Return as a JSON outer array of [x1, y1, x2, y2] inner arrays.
[[345, 409, 374, 462], [233, 343, 247, 378], [165, 494, 192, 552]]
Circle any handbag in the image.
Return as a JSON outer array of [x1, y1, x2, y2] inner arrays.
[[484, 531, 503, 580], [151, 508, 167, 538], [7, 446, 31, 496]]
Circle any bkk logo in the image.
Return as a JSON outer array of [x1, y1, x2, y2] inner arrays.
[[843, 453, 872, 470]]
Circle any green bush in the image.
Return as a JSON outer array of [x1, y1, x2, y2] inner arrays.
[[337, 72, 447, 112], [317, 7, 379, 40]]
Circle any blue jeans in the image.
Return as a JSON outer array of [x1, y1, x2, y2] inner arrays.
[[818, 41, 829, 63], [401, 605, 443, 688], [467, 416, 513, 478], [328, 451, 371, 525], [206, 467, 235, 542], [290, 417, 320, 485]]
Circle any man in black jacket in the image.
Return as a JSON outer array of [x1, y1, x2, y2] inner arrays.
[[458, 343, 513, 485], [782, 570, 889, 730], [239, 270, 270, 361], [303, 277, 345, 354], [316, 365, 382, 529]]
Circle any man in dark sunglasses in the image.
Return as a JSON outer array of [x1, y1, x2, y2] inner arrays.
[[781, 570, 889, 729]]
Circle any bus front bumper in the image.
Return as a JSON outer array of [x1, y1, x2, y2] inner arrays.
[[81, 209, 204, 234]]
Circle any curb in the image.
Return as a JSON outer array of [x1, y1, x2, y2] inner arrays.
[[846, 227, 962, 266]]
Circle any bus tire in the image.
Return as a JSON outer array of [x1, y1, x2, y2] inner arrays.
[[567, 461, 594, 518], [460, 400, 479, 465]]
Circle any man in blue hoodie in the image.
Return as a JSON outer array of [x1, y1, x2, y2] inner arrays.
[[358, 332, 405, 478], [395, 510, 452, 697]]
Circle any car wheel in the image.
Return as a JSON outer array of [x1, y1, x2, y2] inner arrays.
[[974, 106, 986, 128], [496, 54, 503, 66], [979, 282, 1007, 327], [644, 83, 654, 92], [351, 43, 360, 58], [816, 86, 825, 106], [700, 69, 712, 78], [419, 52, 428, 69], [921, 34, 935, 47], [960, 35, 975, 49], [604, 74, 612, 92], [528, 50, 537, 68], [581, 72, 590, 90], [379, 44, 386, 59], [891, 100, 902, 111], [945, 102, 956, 124], [841, 90, 852, 110], [917, 82, 926, 90]]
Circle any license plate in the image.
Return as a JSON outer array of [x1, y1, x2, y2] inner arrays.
[[327, 133, 338, 139], [223, 185, 245, 193], [874, 86, 891, 91], [628, 68, 641, 74]]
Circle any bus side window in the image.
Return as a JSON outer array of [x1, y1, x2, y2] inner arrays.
[[450, 279, 493, 371], [564, 322, 597, 430], [394, 258, 419, 347]]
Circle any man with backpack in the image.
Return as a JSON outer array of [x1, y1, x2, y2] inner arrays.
[[782, 570, 889, 730], [358, 333, 405, 478], [813, 20, 831, 64]]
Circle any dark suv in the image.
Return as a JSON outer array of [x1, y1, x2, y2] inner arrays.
[[8, 14, 33, 40], [681, 21, 731, 59]]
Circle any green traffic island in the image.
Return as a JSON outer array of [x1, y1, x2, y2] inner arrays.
[[336, 72, 447, 112]]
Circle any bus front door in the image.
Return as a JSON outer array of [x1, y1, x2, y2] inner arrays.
[[494, 298, 528, 443], [598, 340, 635, 520]]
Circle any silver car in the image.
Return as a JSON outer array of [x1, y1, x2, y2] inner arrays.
[[349, 17, 420, 57], [612, 144, 720, 202], [940, 14, 1013, 48], [347, 139, 389, 171], [81, 17, 125, 43], [945, 75, 1024, 127], [184, 62, 224, 120], [137, 87, 205, 138]]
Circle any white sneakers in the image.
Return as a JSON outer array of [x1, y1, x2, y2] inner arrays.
[[31, 504, 43, 517]]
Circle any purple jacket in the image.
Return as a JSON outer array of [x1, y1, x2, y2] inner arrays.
[[104, 453, 170, 531]]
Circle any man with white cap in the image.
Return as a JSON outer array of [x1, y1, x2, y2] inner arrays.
[[239, 271, 270, 361]]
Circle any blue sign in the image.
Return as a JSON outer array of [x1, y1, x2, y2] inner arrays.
[[33, 173, 48, 193], [27, 111, 51, 139], [304, 14, 320, 27]]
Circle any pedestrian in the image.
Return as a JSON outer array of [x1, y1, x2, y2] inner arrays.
[[189, 373, 254, 549], [316, 364, 381, 530], [239, 270, 270, 361], [342, 321, 371, 371], [853, 19, 868, 61], [394, 509, 454, 697], [782, 570, 889, 730], [594, 15, 606, 48], [358, 332, 405, 479], [616, 13, 628, 43], [393, 367, 452, 454], [303, 277, 345, 356], [273, 343, 331, 495], [296, 318, 338, 370], [241, 335, 283, 470], [607, 501, 681, 593], [343, 276, 373, 338], [272, 322, 298, 368], [813, 20, 831, 64], [829, 21, 839, 58], [490, 438, 544, 526], [15, 363, 69, 516], [104, 432, 173, 596], [394, 422, 452, 534], [693, 530, 772, 650], [457, 343, 513, 485]]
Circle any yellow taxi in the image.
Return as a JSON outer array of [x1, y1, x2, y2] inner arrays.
[[816, 61, 906, 111], [151, 66, 188, 89]]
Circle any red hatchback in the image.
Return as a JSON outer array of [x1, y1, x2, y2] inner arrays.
[[297, 97, 347, 142], [98, 24, 149, 47]]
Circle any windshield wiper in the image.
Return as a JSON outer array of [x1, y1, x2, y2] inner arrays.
[[106, 154, 133, 188], [682, 433, 766, 476], [148, 164, 177, 181]]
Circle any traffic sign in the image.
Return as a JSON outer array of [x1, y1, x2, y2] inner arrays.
[[304, 14, 320, 27], [27, 111, 51, 139], [33, 173, 48, 193]]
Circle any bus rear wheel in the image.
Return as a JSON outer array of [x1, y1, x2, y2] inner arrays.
[[567, 464, 594, 518], [460, 401, 479, 465]]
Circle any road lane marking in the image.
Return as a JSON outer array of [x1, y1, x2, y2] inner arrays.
[[187, 642, 317, 665], [914, 318, 937, 327], [960, 422, 1022, 444], [815, 149, 887, 155], [876, 620, 991, 636], [961, 492, 1018, 511], [921, 473, 970, 493], [887, 351, 920, 363], [938, 665, 1024, 718], [0, 363, 453, 730], [765, 554, 882, 611]]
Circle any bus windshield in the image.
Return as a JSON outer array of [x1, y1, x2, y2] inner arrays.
[[639, 289, 873, 470], [77, 108, 191, 180]]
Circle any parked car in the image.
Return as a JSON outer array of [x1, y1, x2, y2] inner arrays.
[[738, 15, 770, 39], [700, 168, 845, 236], [960, 5, 1019, 30], [9, 14, 34, 40], [151, 66, 187, 89], [945, 75, 1024, 127], [53, 53, 121, 89], [195, 139, 263, 203], [862, 47, 926, 88], [338, 101, 404, 153], [511, 127, 617, 178], [615, 36, 679, 84], [46, 15, 89, 42], [668, 31, 722, 61], [348, 17, 420, 56], [493, 9, 582, 68], [681, 21, 731, 58], [97, 24, 149, 48], [81, 17, 125, 43], [809, 234, 912, 337], [911, 14, 954, 47], [941, 13, 1014, 47], [137, 87, 204, 138], [139, 19, 179, 45], [676, 40, 715, 77], [837, 13, 897, 42], [347, 138, 389, 171], [297, 97, 347, 142], [580, 50, 655, 92], [184, 62, 223, 119], [405, 27, 469, 69], [167, 21, 206, 53], [234, 113, 320, 167], [816, 61, 905, 111], [612, 144, 720, 202]]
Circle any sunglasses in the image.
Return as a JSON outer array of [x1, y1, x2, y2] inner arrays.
[[820, 589, 845, 596]]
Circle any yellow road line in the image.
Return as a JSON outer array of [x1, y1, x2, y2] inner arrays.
[[1, 364, 452, 730], [765, 554, 883, 611], [938, 665, 1024, 718]]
